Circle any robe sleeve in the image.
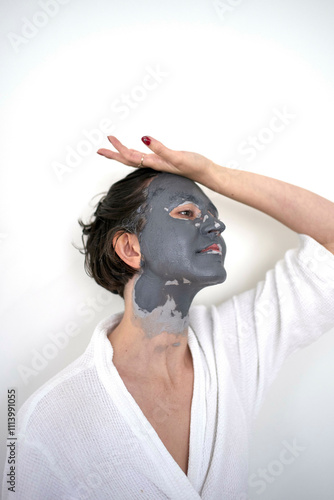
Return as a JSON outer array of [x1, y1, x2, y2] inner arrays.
[[215, 234, 334, 419]]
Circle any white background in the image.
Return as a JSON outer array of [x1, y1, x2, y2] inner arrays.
[[1, 0, 334, 498]]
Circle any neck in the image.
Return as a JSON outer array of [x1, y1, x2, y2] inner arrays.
[[132, 271, 202, 337], [107, 274, 199, 382]]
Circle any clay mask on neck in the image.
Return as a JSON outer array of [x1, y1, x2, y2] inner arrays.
[[132, 173, 227, 336]]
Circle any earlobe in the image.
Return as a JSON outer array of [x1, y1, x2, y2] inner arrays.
[[113, 232, 141, 269]]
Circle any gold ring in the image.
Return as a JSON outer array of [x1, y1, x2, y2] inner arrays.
[[138, 155, 145, 167]]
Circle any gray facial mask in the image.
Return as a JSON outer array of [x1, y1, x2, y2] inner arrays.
[[132, 173, 227, 336]]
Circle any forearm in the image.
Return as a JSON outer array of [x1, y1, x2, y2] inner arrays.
[[201, 163, 334, 252]]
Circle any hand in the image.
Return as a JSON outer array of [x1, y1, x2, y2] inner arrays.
[[97, 136, 214, 183]]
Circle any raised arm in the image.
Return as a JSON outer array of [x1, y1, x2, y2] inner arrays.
[[97, 135, 334, 254], [204, 161, 334, 255]]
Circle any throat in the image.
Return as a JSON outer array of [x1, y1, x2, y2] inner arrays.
[[132, 293, 190, 338], [132, 273, 200, 338]]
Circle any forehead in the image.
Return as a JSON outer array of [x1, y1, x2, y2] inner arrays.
[[146, 173, 217, 213]]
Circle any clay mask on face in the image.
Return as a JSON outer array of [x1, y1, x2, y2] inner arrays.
[[132, 174, 227, 335]]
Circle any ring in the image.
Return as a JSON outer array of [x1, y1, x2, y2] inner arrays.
[[138, 155, 145, 167]]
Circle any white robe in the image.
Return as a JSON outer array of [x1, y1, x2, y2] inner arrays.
[[3, 235, 334, 499]]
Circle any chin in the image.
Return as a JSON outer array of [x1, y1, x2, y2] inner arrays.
[[207, 274, 227, 286], [192, 269, 227, 287]]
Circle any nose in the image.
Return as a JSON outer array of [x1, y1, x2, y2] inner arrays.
[[199, 213, 226, 236]]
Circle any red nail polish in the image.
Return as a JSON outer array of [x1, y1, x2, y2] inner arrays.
[[141, 136, 151, 146]]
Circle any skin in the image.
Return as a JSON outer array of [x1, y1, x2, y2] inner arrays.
[[98, 135, 334, 384]]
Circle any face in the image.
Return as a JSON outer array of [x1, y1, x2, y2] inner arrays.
[[138, 173, 227, 287]]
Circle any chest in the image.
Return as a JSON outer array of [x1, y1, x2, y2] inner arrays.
[[121, 372, 194, 475]]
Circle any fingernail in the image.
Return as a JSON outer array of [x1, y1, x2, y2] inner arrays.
[[141, 136, 151, 146]]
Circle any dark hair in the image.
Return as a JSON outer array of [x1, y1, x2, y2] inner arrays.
[[77, 168, 159, 298]]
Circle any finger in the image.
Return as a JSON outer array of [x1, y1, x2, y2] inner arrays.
[[107, 136, 149, 166], [141, 136, 179, 163], [106, 136, 146, 161], [107, 135, 129, 154], [96, 148, 133, 166], [106, 135, 175, 170], [97, 147, 154, 169], [97, 148, 119, 160], [98, 136, 178, 172]]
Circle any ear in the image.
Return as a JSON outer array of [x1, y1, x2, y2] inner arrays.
[[113, 232, 141, 269]]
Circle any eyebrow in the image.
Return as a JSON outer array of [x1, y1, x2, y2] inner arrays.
[[169, 194, 198, 204]]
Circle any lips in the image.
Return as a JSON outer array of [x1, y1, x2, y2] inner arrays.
[[200, 243, 222, 255]]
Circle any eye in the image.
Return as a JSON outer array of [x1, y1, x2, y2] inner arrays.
[[179, 210, 193, 217], [169, 203, 201, 220]]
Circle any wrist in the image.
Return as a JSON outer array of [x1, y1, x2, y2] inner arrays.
[[195, 161, 227, 193]]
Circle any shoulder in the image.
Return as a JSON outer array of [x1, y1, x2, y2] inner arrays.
[[18, 351, 96, 438], [18, 312, 123, 439]]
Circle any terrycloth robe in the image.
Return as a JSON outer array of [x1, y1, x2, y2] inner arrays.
[[3, 235, 334, 499]]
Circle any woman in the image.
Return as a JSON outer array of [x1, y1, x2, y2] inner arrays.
[[3, 135, 334, 499]]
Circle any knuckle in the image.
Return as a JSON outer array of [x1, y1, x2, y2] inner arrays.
[[172, 155, 182, 167]]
